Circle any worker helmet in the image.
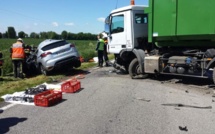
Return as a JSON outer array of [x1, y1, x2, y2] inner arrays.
[[101, 32, 107, 38], [17, 38, 23, 42]]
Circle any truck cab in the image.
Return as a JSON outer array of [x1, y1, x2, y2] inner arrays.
[[105, 5, 148, 54]]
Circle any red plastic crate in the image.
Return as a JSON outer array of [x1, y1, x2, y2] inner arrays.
[[71, 81, 81, 92], [61, 80, 81, 93], [34, 90, 62, 107]]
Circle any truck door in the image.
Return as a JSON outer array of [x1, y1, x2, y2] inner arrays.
[[108, 12, 127, 54], [132, 11, 148, 48]]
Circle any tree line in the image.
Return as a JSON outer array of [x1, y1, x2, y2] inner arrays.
[[0, 27, 98, 40]]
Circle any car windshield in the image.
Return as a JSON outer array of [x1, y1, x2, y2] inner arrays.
[[41, 40, 68, 51]]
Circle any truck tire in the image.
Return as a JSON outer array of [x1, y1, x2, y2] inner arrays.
[[129, 58, 148, 79]]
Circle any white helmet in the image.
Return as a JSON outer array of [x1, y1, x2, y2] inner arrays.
[[101, 32, 107, 38], [17, 38, 23, 42]]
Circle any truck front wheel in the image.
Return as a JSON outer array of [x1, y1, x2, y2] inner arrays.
[[129, 58, 148, 79]]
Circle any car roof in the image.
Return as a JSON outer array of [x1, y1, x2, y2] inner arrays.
[[38, 39, 65, 49]]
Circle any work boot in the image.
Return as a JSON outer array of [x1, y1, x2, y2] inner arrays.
[[105, 63, 111, 67], [99, 63, 103, 67]]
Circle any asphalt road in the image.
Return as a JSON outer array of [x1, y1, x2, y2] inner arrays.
[[0, 66, 215, 134]]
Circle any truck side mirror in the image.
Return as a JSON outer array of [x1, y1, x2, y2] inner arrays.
[[105, 24, 110, 34], [105, 16, 111, 34]]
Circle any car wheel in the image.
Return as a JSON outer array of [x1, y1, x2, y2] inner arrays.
[[40, 65, 49, 76], [74, 60, 81, 68]]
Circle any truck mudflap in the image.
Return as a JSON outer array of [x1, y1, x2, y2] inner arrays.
[[132, 49, 146, 74], [206, 57, 215, 70]]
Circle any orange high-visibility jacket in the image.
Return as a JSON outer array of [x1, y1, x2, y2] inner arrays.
[[11, 42, 25, 59]]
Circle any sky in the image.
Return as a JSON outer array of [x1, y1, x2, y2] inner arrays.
[[0, 0, 148, 35]]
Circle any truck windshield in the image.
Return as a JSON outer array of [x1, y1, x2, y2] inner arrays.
[[111, 15, 124, 34]]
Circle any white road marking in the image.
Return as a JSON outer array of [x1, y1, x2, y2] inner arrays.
[[0, 103, 17, 110]]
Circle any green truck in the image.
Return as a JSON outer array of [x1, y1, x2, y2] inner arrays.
[[105, 0, 215, 83]]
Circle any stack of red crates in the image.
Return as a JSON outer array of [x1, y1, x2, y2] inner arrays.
[[61, 78, 81, 93], [34, 90, 62, 107]]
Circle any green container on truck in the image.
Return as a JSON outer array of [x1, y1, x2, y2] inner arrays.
[[146, 0, 215, 47], [105, 0, 215, 84]]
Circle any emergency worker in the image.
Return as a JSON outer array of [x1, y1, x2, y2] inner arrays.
[[103, 37, 110, 66], [96, 35, 105, 67], [10, 38, 25, 78]]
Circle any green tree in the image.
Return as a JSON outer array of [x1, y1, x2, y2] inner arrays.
[[30, 32, 39, 38], [67, 32, 76, 40], [47, 31, 59, 39], [77, 32, 84, 40], [7, 27, 16, 38], [25, 33, 28, 38], [61, 30, 68, 39], [40, 32, 48, 39], [3, 31, 8, 38], [18, 31, 25, 38], [0, 32, 2, 38]]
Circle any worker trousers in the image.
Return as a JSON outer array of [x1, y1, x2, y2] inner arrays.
[[98, 50, 104, 67], [12, 60, 24, 78]]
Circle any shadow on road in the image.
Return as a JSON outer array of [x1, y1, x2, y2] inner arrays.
[[74, 88, 85, 93], [148, 74, 214, 86], [65, 69, 91, 76], [49, 99, 67, 107], [0, 117, 27, 133], [52, 68, 90, 77]]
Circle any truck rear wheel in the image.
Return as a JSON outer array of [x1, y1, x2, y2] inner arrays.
[[129, 58, 148, 79]]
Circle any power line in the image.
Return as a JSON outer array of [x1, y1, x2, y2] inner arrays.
[[0, 8, 49, 23], [115, 0, 118, 9]]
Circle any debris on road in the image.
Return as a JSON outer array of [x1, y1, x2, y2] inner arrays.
[[179, 126, 188, 132], [75, 74, 85, 79], [25, 84, 47, 95], [162, 103, 212, 109], [135, 97, 151, 102]]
